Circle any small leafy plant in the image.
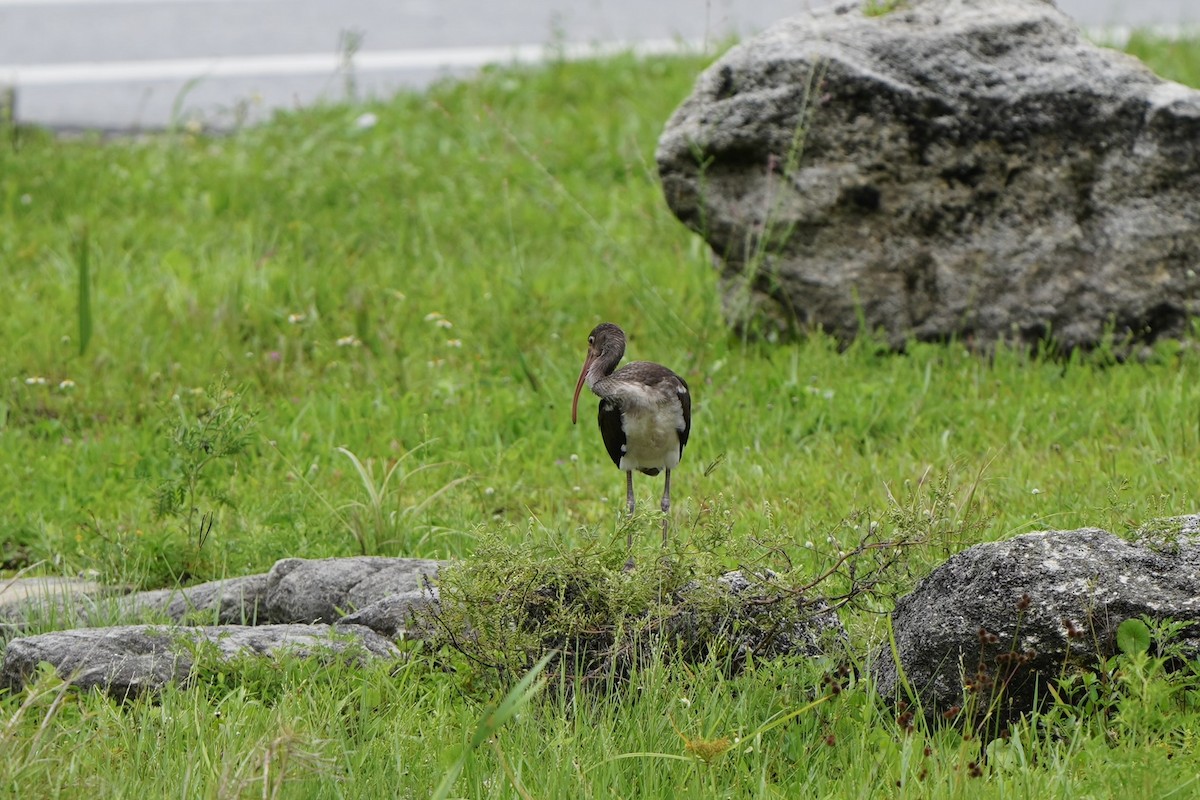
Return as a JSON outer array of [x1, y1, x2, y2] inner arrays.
[[1038, 615, 1200, 758], [153, 378, 258, 554]]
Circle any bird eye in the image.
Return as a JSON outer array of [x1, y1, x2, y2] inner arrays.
[[588, 336, 594, 344]]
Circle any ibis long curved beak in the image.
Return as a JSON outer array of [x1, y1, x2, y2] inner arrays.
[[571, 354, 593, 425]]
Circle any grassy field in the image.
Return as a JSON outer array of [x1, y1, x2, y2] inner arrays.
[[2, 30, 1200, 798]]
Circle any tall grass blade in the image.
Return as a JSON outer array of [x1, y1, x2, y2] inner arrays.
[[75, 224, 92, 356], [1, 86, 15, 149], [336, 446, 382, 509], [431, 651, 554, 800], [747, 694, 832, 738]]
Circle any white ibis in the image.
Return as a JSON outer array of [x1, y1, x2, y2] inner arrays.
[[571, 323, 691, 559]]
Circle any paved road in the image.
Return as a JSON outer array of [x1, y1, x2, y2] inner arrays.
[[0, 0, 1196, 132]]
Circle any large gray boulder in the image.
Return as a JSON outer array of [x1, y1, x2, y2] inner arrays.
[[657, 0, 1200, 350], [872, 515, 1200, 725], [1, 623, 399, 701]]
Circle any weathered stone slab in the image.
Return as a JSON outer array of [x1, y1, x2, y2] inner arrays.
[[1, 576, 130, 637], [116, 573, 269, 625], [0, 576, 113, 611], [2, 574, 270, 635], [1, 623, 399, 700]]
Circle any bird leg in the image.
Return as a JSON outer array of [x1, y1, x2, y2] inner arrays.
[[625, 470, 636, 517], [624, 471, 636, 571], [660, 469, 672, 546]]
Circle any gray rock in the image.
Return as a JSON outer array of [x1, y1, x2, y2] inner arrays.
[[3, 558, 445, 634], [1, 623, 399, 701], [1, 576, 131, 638], [872, 515, 1200, 724], [2, 574, 270, 635], [671, 570, 847, 667], [0, 576, 115, 612], [115, 573, 268, 625], [266, 557, 444, 624], [657, 0, 1200, 350], [336, 585, 440, 639]]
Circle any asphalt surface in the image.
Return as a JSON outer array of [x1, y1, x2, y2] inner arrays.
[[1, 0, 1196, 132]]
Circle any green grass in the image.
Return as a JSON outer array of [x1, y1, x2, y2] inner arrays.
[[2, 34, 1200, 798]]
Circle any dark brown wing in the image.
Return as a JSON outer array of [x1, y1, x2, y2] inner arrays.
[[676, 374, 691, 456], [597, 397, 625, 469]]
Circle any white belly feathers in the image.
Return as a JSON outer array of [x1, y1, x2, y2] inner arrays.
[[611, 382, 686, 472]]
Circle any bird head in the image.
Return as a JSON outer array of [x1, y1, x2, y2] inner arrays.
[[572, 323, 627, 424]]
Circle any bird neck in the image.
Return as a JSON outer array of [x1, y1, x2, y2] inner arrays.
[[587, 347, 624, 391]]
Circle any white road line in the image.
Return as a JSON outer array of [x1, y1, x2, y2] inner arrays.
[[0, 39, 708, 86], [0, 24, 1192, 88], [1086, 23, 1197, 46], [0, 0, 265, 6]]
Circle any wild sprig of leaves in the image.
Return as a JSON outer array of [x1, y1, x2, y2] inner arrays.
[[153, 378, 258, 552], [426, 525, 683, 685], [425, 480, 953, 690]]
